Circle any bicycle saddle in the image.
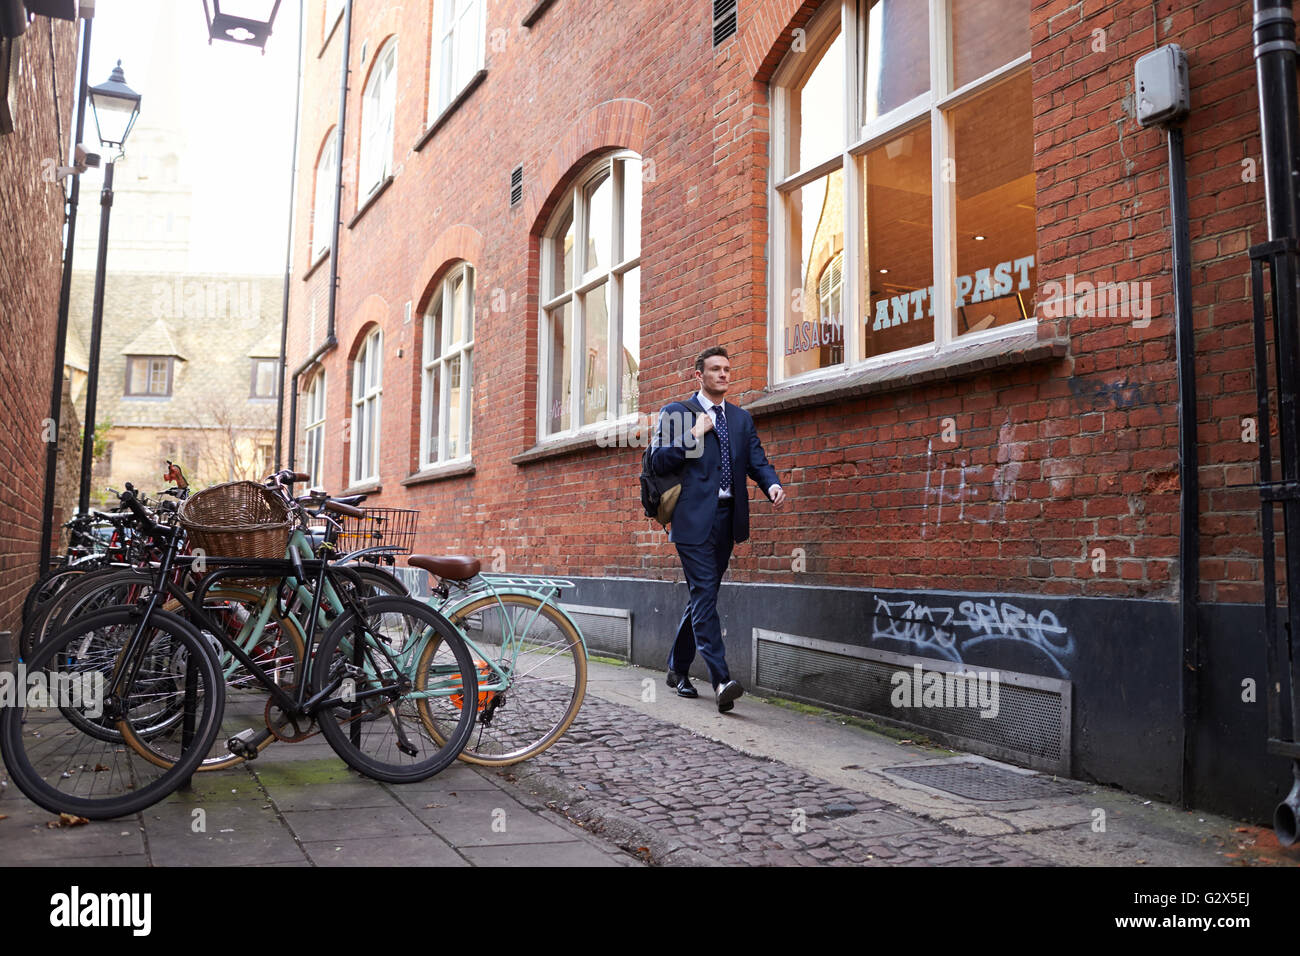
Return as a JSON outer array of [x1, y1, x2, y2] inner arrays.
[[408, 554, 480, 581]]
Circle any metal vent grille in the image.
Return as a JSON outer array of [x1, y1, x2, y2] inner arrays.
[[559, 603, 631, 660], [509, 164, 523, 206], [753, 629, 1072, 775], [712, 0, 737, 46], [883, 762, 1084, 801]]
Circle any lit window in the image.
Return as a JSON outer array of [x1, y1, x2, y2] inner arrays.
[[125, 356, 173, 397], [303, 372, 326, 488], [421, 263, 475, 466], [540, 152, 642, 438], [771, 0, 1034, 383], [350, 329, 382, 485], [428, 0, 485, 121], [359, 40, 397, 199], [312, 129, 337, 258]]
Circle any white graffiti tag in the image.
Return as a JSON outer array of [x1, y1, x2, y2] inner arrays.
[[871, 596, 1074, 678]]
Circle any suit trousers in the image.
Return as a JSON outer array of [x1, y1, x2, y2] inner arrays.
[[669, 497, 735, 687]]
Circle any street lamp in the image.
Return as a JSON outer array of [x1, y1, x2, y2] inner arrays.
[[201, 1, 283, 52], [76, 60, 141, 516]]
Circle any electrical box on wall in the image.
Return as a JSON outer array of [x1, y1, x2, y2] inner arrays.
[[1135, 44, 1190, 127]]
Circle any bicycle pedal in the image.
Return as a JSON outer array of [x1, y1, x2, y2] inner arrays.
[[227, 728, 261, 759]]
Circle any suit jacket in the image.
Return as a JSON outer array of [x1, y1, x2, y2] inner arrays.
[[649, 393, 780, 546]]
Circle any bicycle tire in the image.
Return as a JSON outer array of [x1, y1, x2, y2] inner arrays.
[[0, 605, 225, 820], [21, 562, 106, 636], [119, 587, 307, 772], [310, 596, 477, 783], [417, 592, 587, 766], [24, 568, 158, 659]]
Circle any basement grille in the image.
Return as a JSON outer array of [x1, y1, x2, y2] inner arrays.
[[752, 628, 1072, 775]]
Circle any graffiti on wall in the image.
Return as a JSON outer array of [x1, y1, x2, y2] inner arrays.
[[870, 595, 1075, 679]]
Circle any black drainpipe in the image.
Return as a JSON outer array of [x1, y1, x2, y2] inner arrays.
[[39, 14, 92, 572], [1252, 0, 1300, 841], [1168, 123, 1200, 810], [273, 0, 305, 470], [287, 0, 351, 469]]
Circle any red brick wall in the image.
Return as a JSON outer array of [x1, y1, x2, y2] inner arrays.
[[281, 0, 1273, 606], [0, 15, 79, 643]]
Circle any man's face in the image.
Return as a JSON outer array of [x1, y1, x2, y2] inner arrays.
[[696, 355, 731, 396]]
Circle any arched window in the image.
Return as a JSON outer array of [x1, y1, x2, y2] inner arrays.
[[312, 128, 337, 259], [421, 263, 475, 466], [539, 151, 642, 438], [350, 328, 382, 485], [302, 371, 326, 488], [359, 40, 397, 199]]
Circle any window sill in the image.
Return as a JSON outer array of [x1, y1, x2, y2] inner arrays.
[[401, 460, 475, 486], [414, 70, 488, 152], [747, 330, 1070, 418], [303, 248, 330, 281], [511, 429, 619, 465], [521, 0, 555, 27], [348, 175, 394, 229], [342, 480, 382, 496]]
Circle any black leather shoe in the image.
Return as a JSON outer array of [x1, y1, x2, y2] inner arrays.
[[666, 671, 698, 698], [715, 680, 743, 713]]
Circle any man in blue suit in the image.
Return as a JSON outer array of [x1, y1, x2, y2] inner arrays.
[[649, 346, 785, 713]]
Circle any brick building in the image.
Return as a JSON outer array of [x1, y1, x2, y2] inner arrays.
[[0, 5, 78, 648], [280, 0, 1292, 821]]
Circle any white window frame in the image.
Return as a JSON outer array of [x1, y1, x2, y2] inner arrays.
[[312, 128, 337, 258], [303, 371, 326, 488], [538, 151, 642, 441], [420, 262, 475, 467], [769, 0, 1035, 388], [359, 39, 397, 200], [428, 0, 485, 123], [350, 329, 383, 486]]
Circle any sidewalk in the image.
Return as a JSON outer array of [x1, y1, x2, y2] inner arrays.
[[0, 735, 636, 867], [481, 659, 1300, 867], [3, 659, 1296, 867]]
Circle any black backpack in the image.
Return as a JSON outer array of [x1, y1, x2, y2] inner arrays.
[[639, 403, 697, 526]]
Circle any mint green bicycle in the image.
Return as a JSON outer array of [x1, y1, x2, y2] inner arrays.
[[409, 556, 588, 766]]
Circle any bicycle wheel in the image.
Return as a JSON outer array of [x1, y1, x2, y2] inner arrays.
[[21, 562, 105, 636], [417, 592, 587, 766], [119, 587, 306, 772], [310, 596, 477, 783], [0, 606, 225, 820], [24, 568, 158, 659]]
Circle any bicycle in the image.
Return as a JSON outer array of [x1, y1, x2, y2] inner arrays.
[[409, 558, 588, 766], [1, 472, 479, 819]]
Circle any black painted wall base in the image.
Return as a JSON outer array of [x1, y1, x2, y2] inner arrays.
[[564, 575, 1292, 825]]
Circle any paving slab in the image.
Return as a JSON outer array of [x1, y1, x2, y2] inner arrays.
[[302, 835, 469, 867], [458, 839, 629, 866]]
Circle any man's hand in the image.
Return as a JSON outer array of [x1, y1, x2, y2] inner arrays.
[[691, 413, 715, 440], [769, 484, 785, 507]]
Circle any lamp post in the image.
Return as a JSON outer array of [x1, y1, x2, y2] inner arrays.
[[202, 1, 283, 51], [76, 60, 140, 515]]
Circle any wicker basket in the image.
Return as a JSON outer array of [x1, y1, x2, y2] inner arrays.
[[178, 481, 293, 585]]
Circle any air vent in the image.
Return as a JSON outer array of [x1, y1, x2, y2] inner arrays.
[[752, 628, 1073, 775], [713, 0, 737, 46], [509, 164, 523, 207], [560, 603, 631, 660]]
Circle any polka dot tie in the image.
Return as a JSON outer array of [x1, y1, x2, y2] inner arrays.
[[713, 405, 732, 494]]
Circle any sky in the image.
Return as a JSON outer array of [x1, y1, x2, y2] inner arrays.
[[78, 0, 303, 274]]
